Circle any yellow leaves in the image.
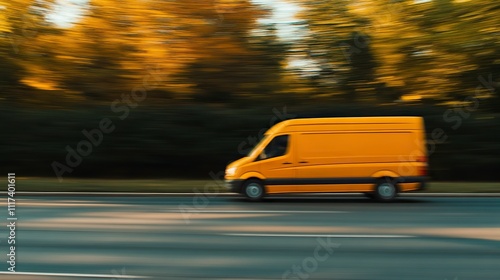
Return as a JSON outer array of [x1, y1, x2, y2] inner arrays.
[[346, 0, 375, 17], [0, 0, 31, 33], [5, 0, 495, 103], [17, 0, 272, 98], [379, 76, 405, 88], [348, 0, 405, 26], [21, 77, 59, 90], [214, 0, 246, 14], [401, 94, 422, 102], [0, 2, 9, 32], [21, 64, 60, 91]]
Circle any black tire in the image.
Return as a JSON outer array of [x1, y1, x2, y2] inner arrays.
[[374, 178, 398, 202], [242, 179, 265, 201]]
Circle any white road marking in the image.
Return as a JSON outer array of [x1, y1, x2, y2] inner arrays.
[[171, 210, 347, 214], [0, 271, 150, 278], [224, 233, 415, 238]]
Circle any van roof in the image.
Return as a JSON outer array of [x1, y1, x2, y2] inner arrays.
[[266, 116, 423, 135]]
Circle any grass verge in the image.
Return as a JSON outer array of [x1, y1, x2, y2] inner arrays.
[[7, 178, 500, 193]]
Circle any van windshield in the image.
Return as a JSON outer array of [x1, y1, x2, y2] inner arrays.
[[248, 135, 267, 157]]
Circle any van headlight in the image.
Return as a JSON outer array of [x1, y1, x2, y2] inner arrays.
[[226, 167, 237, 177]]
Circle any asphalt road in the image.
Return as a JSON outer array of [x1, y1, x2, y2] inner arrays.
[[1, 195, 499, 280]]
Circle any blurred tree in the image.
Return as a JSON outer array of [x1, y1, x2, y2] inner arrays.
[[365, 0, 499, 103], [21, 0, 159, 101], [15, 0, 285, 102], [1, 0, 498, 105], [294, 0, 499, 104], [181, 1, 286, 102], [398, 0, 499, 103], [0, 0, 53, 100], [292, 0, 360, 99]]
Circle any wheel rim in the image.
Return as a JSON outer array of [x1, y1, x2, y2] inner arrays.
[[246, 183, 262, 198], [379, 183, 395, 198]]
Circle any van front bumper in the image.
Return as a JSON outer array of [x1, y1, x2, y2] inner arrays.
[[225, 179, 243, 193]]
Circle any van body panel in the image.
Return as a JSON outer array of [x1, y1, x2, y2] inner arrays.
[[267, 184, 369, 194], [400, 183, 421, 192], [263, 176, 425, 193]]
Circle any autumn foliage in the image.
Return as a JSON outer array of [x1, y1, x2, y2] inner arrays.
[[1, 0, 499, 179]]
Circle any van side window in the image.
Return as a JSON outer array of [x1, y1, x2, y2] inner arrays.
[[260, 135, 289, 160]]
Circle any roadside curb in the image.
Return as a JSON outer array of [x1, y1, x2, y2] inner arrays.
[[2, 192, 500, 197]]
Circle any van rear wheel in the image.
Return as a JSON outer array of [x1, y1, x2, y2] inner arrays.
[[374, 179, 398, 202], [242, 179, 265, 201]]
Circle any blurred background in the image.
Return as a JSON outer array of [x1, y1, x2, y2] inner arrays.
[[1, 0, 499, 181]]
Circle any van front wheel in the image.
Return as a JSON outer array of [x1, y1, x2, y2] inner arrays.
[[242, 179, 265, 201], [374, 179, 398, 202]]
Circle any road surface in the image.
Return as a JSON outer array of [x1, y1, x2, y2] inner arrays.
[[1, 195, 499, 279]]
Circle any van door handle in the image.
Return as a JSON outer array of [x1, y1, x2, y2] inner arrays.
[[299, 161, 308, 164], [282, 162, 292, 165]]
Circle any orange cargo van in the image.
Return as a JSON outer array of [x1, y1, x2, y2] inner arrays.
[[225, 117, 427, 201]]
